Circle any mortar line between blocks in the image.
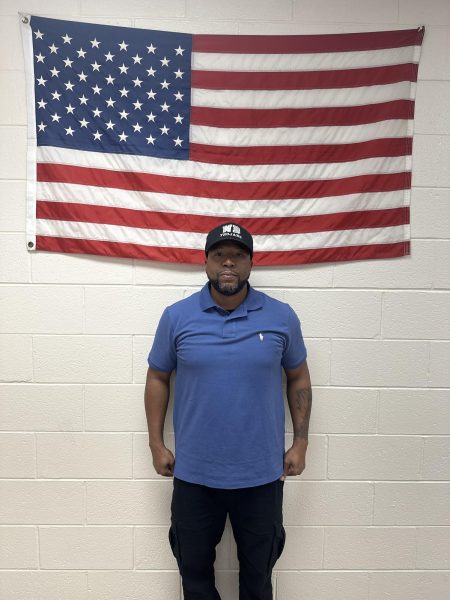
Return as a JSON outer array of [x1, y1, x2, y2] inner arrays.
[[426, 341, 432, 386], [419, 436, 425, 481], [413, 525, 419, 569], [82, 286, 86, 335], [84, 480, 87, 527], [33, 431, 38, 480], [379, 290, 385, 341], [321, 525, 326, 569], [375, 389, 381, 435], [36, 524, 41, 570], [371, 481, 376, 526], [30, 335, 35, 383]]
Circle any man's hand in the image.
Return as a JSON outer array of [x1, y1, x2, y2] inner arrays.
[[281, 442, 307, 480], [150, 444, 175, 477]]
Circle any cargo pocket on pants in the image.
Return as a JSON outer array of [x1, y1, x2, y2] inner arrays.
[[168, 524, 182, 568], [268, 525, 286, 571]]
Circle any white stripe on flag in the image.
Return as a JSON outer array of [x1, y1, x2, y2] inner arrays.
[[37, 147, 410, 184], [192, 82, 414, 109], [36, 218, 409, 251], [37, 183, 409, 218], [190, 120, 412, 147], [192, 46, 420, 71]]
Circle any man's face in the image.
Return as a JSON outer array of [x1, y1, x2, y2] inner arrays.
[[205, 241, 253, 296]]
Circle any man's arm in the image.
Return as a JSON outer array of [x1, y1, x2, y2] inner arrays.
[[144, 366, 175, 477], [283, 360, 312, 478]]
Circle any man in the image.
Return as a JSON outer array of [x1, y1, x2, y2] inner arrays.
[[144, 222, 311, 600]]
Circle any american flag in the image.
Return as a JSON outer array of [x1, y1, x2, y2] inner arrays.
[[22, 15, 424, 266]]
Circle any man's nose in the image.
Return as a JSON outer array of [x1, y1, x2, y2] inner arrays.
[[223, 255, 235, 266]]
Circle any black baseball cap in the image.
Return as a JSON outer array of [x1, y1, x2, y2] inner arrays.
[[205, 222, 253, 257]]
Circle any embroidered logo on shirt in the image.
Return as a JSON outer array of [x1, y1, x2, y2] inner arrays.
[[259, 333, 264, 342]]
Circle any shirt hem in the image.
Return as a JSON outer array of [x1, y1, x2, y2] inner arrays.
[[174, 471, 284, 490]]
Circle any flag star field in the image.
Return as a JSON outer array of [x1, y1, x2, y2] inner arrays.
[[32, 16, 192, 160]]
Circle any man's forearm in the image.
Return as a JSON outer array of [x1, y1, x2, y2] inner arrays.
[[286, 361, 312, 445], [144, 367, 175, 477], [144, 368, 171, 448], [288, 384, 312, 443]]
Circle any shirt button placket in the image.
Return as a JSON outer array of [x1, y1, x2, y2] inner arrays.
[[223, 315, 236, 338]]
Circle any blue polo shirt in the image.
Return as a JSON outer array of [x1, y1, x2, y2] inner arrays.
[[148, 283, 307, 489]]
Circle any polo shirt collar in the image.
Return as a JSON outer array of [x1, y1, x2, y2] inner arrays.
[[199, 282, 264, 314]]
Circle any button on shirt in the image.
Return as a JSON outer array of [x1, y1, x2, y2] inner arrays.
[[148, 283, 307, 489]]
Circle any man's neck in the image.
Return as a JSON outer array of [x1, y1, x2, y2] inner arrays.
[[209, 283, 249, 311]]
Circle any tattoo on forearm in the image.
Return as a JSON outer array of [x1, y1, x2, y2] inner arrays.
[[293, 387, 312, 441]]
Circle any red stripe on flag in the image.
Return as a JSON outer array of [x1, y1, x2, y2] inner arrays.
[[36, 201, 409, 234], [253, 241, 410, 265], [192, 63, 419, 90], [192, 29, 424, 54], [35, 235, 410, 266], [36, 235, 205, 264], [37, 163, 411, 200], [190, 138, 413, 165], [191, 101, 415, 128]]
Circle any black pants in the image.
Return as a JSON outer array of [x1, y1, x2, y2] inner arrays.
[[169, 477, 285, 600]]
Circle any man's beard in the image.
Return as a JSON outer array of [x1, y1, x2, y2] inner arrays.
[[209, 276, 248, 296]]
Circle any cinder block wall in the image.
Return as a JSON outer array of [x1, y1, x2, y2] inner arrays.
[[1, 1, 449, 599]]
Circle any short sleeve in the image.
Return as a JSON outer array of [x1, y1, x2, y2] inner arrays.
[[282, 306, 307, 370], [147, 307, 177, 372]]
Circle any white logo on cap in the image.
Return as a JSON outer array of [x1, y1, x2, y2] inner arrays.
[[222, 224, 241, 236]]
